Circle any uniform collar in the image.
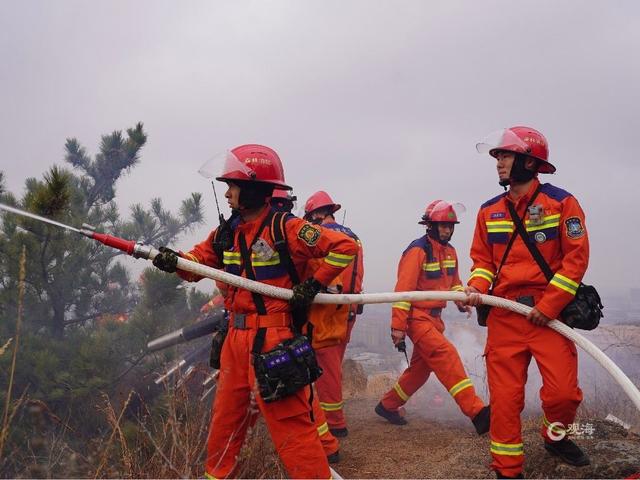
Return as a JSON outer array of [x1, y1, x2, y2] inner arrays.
[[236, 206, 270, 231], [507, 178, 540, 206]]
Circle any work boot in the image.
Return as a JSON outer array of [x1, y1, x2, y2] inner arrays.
[[544, 438, 590, 466], [374, 402, 407, 425], [496, 471, 524, 479], [327, 450, 340, 464], [330, 427, 348, 438], [472, 405, 490, 435]]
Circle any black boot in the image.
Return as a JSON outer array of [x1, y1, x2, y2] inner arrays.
[[544, 438, 590, 466], [374, 402, 407, 425], [329, 427, 348, 438], [327, 450, 340, 464], [472, 405, 490, 435]]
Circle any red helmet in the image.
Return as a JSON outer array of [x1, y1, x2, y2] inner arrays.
[[212, 144, 291, 190], [270, 189, 297, 212], [303, 191, 341, 219], [419, 200, 464, 224], [476, 126, 555, 174]]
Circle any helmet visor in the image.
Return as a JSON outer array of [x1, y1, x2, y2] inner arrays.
[[476, 129, 529, 156], [429, 200, 466, 223], [198, 151, 256, 181]]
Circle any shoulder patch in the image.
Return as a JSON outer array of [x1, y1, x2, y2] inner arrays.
[[324, 222, 359, 241], [403, 236, 428, 255], [565, 217, 585, 239], [541, 183, 572, 202], [481, 192, 507, 210], [298, 223, 321, 246]]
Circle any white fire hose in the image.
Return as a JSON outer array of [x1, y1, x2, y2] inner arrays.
[[148, 250, 640, 414]]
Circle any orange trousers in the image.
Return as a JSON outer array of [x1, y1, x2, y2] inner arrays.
[[205, 326, 330, 479], [315, 319, 356, 429], [381, 317, 485, 419], [486, 307, 583, 478]]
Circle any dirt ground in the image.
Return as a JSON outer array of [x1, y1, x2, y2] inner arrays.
[[335, 397, 640, 479]]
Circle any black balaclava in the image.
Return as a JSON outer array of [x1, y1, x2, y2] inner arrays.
[[499, 153, 537, 188], [236, 181, 274, 211], [427, 222, 453, 245]]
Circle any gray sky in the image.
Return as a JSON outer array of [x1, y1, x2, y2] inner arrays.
[[1, 0, 639, 295]]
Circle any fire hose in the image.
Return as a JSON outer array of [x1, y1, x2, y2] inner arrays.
[[1, 202, 639, 414]]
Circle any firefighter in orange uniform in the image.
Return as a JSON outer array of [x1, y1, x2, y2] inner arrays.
[[152, 145, 357, 479], [270, 188, 341, 463], [375, 201, 490, 434], [466, 126, 590, 478], [303, 191, 365, 438]]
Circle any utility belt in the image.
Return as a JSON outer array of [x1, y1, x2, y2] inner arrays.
[[229, 311, 291, 330]]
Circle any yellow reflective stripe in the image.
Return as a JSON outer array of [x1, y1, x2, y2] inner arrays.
[[442, 260, 456, 268], [223, 251, 281, 267], [470, 268, 495, 283], [204, 473, 217, 479], [325, 252, 355, 267], [451, 284, 464, 292], [393, 382, 409, 401], [317, 422, 330, 436], [542, 415, 566, 433], [222, 251, 241, 265], [550, 273, 579, 295], [525, 214, 561, 232], [486, 220, 514, 233], [319, 401, 344, 412], [448, 378, 473, 397], [184, 252, 199, 263], [422, 261, 441, 272], [490, 440, 524, 456], [392, 301, 411, 311], [251, 253, 281, 267]]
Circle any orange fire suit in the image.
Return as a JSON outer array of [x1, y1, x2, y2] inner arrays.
[[177, 206, 357, 479], [380, 235, 485, 419], [468, 179, 588, 478], [313, 221, 364, 430]]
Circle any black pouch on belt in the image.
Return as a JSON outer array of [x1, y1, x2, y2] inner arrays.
[[209, 311, 229, 369], [253, 334, 323, 403]]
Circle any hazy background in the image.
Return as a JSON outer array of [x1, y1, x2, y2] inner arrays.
[[2, 0, 639, 296]]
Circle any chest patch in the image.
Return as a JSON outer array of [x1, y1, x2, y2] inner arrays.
[[298, 223, 321, 246], [565, 217, 585, 239], [490, 212, 506, 219]]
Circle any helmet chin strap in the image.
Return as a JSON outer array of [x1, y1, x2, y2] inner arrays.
[[500, 154, 536, 189]]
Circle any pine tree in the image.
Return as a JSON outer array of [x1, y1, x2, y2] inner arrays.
[[0, 123, 204, 339]]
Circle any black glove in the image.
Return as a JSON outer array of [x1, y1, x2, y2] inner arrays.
[[289, 278, 323, 310], [153, 246, 180, 273]]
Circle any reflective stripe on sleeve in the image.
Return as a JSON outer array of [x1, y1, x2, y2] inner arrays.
[[325, 252, 355, 267], [549, 273, 579, 295], [392, 301, 411, 311], [469, 268, 495, 283]]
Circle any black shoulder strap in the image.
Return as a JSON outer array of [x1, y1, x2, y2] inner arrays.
[[507, 196, 554, 282], [491, 185, 543, 290], [422, 237, 434, 262], [271, 212, 300, 285], [349, 251, 359, 294], [236, 210, 274, 354]]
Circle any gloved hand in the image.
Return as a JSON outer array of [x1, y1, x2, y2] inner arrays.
[[153, 246, 180, 273], [289, 278, 323, 310]]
